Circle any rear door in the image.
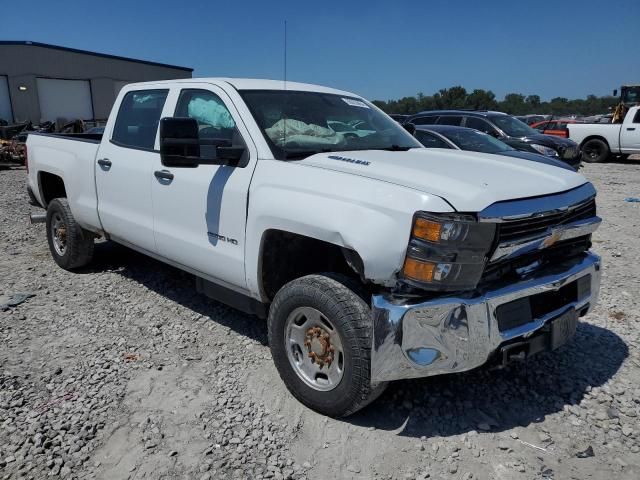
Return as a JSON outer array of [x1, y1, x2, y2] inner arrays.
[[619, 109, 640, 152], [95, 88, 168, 253], [151, 83, 258, 289]]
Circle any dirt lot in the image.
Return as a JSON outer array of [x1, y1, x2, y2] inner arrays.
[[1, 161, 639, 480]]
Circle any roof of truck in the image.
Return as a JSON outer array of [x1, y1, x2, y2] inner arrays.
[[125, 78, 361, 97]]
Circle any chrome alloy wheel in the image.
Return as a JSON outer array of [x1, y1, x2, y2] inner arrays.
[[284, 306, 345, 391], [50, 212, 67, 256]]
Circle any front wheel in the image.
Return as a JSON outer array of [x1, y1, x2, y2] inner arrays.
[[46, 198, 94, 270], [581, 139, 609, 163], [268, 274, 386, 417]]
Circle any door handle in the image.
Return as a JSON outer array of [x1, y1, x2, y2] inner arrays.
[[627, 127, 636, 131], [154, 170, 174, 181], [97, 158, 112, 168]]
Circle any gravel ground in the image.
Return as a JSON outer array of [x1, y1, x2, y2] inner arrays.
[[1, 161, 639, 480]]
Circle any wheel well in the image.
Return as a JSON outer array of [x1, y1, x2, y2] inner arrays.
[[259, 230, 366, 301], [38, 172, 66, 206], [580, 135, 609, 150]]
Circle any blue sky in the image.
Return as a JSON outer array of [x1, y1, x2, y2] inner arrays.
[[2, 0, 638, 101]]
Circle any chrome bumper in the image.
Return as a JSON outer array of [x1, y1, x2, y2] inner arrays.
[[371, 252, 601, 382]]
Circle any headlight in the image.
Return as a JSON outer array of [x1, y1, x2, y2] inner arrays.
[[401, 213, 496, 291], [529, 143, 559, 157]]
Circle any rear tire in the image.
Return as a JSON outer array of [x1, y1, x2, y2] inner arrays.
[[268, 274, 387, 417], [581, 139, 609, 163], [46, 198, 94, 270]]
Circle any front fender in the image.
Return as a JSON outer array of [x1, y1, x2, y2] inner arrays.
[[244, 160, 454, 299]]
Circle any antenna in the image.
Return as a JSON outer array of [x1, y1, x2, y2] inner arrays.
[[283, 20, 288, 150], [284, 20, 287, 89]]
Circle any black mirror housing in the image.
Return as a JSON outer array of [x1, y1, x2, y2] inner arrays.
[[160, 117, 246, 167], [216, 145, 245, 162], [160, 117, 200, 167]]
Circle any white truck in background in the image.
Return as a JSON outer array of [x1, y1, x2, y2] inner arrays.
[[26, 78, 602, 417], [568, 105, 640, 163]]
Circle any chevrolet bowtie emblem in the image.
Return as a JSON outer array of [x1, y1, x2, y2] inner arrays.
[[542, 230, 562, 248]]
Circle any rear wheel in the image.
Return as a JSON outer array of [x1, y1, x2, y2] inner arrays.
[[581, 139, 609, 163], [268, 274, 386, 417], [46, 198, 94, 270]]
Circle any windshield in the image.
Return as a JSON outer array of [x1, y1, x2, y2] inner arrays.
[[489, 115, 538, 137], [441, 129, 514, 154], [240, 90, 422, 159]]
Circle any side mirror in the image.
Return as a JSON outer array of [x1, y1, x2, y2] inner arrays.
[[613, 89, 618, 97], [159, 117, 246, 167], [160, 117, 200, 167], [403, 122, 416, 135], [216, 145, 245, 162]]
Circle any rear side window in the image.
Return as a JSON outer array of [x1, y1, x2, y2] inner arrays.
[[112, 89, 169, 150], [411, 116, 437, 125], [437, 116, 462, 126], [633, 110, 640, 123], [415, 131, 452, 149]]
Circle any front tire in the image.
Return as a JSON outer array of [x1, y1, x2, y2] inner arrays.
[[581, 139, 609, 163], [46, 198, 94, 270], [268, 274, 386, 417]]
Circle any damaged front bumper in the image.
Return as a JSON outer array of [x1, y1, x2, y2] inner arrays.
[[370, 252, 601, 382]]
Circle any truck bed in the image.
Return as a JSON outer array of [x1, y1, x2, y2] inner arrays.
[[26, 132, 102, 231]]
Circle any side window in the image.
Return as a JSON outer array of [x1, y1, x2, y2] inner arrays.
[[437, 116, 462, 126], [415, 131, 452, 149], [174, 89, 244, 159], [112, 89, 169, 149], [633, 110, 640, 123], [411, 116, 437, 125], [465, 117, 496, 135]]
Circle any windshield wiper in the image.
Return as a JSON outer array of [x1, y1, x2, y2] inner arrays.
[[284, 148, 334, 160], [369, 144, 416, 152]]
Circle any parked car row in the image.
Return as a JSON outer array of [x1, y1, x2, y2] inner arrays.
[[403, 109, 582, 169], [412, 125, 577, 170]]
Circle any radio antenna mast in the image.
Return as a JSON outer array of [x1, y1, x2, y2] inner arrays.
[[284, 20, 288, 89], [283, 20, 288, 149]]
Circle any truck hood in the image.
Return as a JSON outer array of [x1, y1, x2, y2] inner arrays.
[[297, 148, 588, 211]]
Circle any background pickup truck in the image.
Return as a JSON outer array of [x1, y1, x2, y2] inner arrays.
[[568, 105, 640, 163], [27, 78, 602, 417]]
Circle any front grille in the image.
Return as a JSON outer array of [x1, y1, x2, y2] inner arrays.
[[497, 198, 596, 243], [481, 236, 592, 285]]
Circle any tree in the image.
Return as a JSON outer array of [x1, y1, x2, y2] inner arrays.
[[466, 89, 498, 110], [373, 88, 616, 117], [499, 93, 527, 115]]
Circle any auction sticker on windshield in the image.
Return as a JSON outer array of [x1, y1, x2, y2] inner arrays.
[[342, 98, 370, 108]]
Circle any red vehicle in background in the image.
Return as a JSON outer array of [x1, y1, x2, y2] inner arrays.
[[531, 119, 583, 138]]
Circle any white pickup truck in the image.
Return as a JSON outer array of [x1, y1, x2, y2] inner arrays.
[[27, 78, 602, 417], [568, 105, 640, 163]]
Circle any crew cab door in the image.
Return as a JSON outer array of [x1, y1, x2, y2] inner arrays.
[[95, 88, 169, 252], [151, 84, 258, 290], [619, 108, 640, 152]]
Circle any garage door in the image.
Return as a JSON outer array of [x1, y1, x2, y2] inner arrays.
[[36, 78, 93, 122], [0, 76, 12, 122]]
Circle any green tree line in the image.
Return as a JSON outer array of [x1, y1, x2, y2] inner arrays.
[[372, 86, 618, 116]]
